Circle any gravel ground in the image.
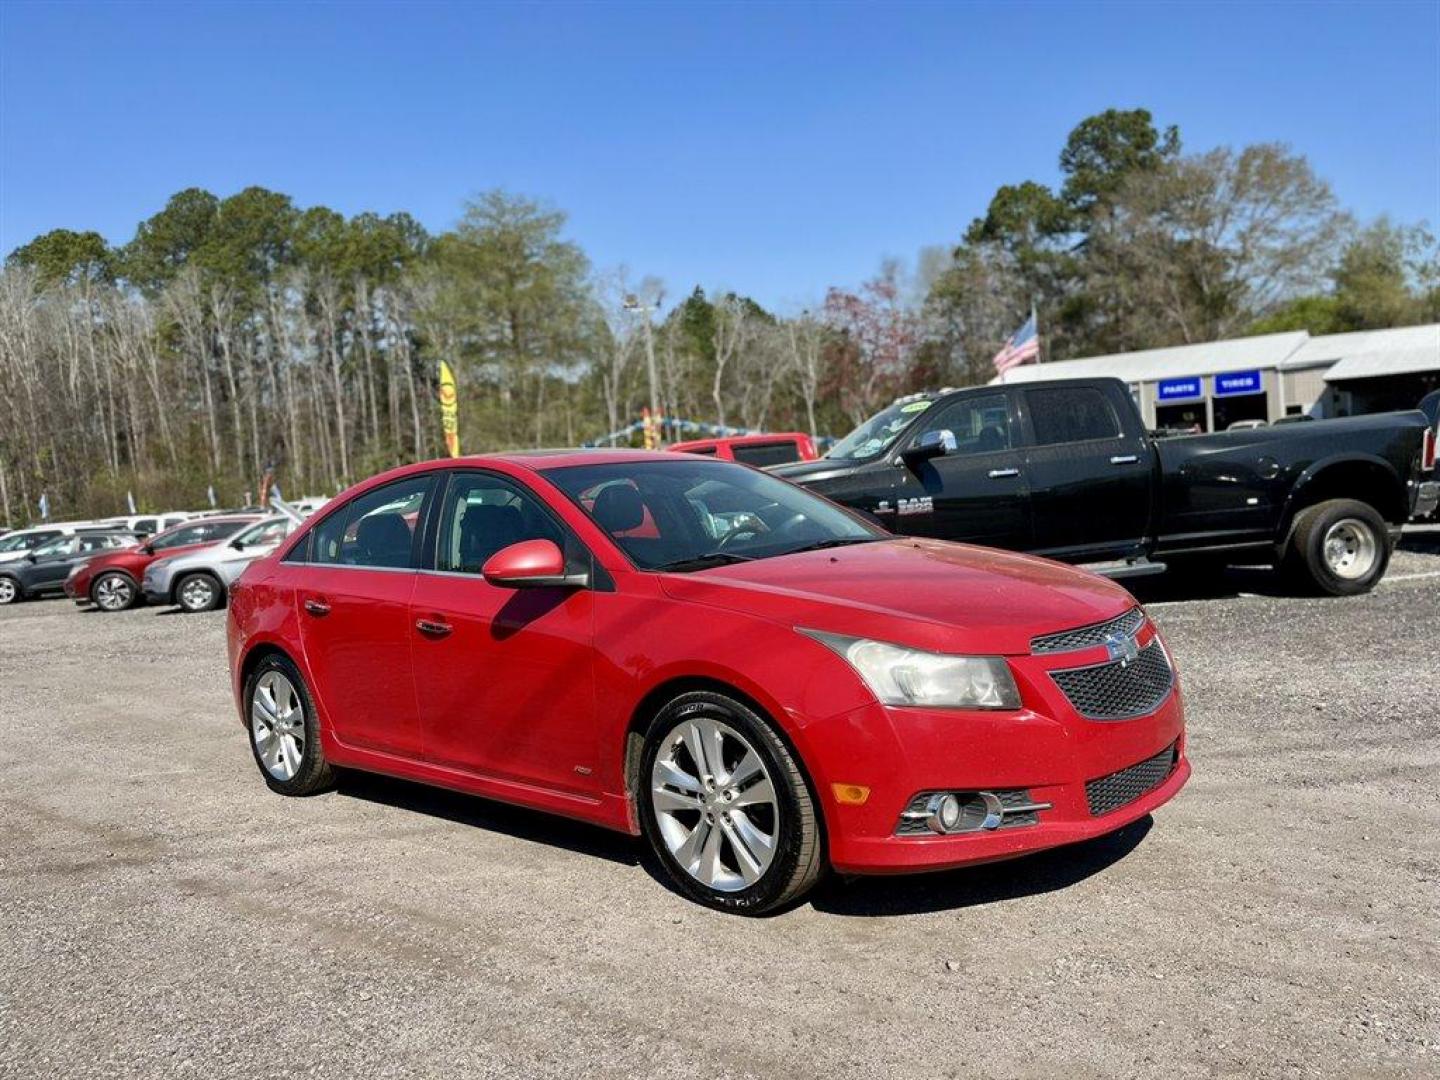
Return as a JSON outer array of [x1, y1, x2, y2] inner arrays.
[[1, 536, 1437, 1079]]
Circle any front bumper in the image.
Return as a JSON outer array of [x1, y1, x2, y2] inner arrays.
[[1413, 480, 1439, 521], [799, 625, 1190, 874]]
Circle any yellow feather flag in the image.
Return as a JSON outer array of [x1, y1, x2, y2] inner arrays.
[[438, 360, 460, 458]]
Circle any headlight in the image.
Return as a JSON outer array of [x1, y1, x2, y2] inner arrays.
[[800, 630, 1021, 709]]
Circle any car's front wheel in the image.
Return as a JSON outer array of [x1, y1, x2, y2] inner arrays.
[[91, 572, 137, 612], [0, 576, 20, 605], [175, 572, 222, 613], [245, 654, 335, 795], [639, 690, 823, 914]]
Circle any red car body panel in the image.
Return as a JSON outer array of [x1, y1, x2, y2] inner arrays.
[[66, 515, 260, 602], [668, 433, 818, 463], [228, 451, 1189, 873]]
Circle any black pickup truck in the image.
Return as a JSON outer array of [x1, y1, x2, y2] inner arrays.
[[773, 377, 1439, 595]]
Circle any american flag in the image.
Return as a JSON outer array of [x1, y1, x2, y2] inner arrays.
[[992, 310, 1039, 375]]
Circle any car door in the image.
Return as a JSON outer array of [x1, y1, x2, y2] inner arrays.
[[409, 470, 599, 797], [292, 474, 435, 760], [884, 390, 1033, 549], [25, 535, 82, 589], [1020, 384, 1151, 559]]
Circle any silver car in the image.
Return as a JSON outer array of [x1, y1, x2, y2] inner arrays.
[[143, 516, 296, 613]]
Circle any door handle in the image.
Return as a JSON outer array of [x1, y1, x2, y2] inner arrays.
[[416, 618, 453, 638], [303, 598, 330, 617], [987, 468, 1021, 479], [1109, 455, 1139, 465]]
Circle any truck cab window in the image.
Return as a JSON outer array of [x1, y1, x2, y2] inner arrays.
[[913, 394, 1012, 454], [1027, 387, 1121, 445]]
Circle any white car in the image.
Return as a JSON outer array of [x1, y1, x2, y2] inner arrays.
[[142, 516, 296, 613], [0, 522, 110, 565], [95, 512, 192, 536]]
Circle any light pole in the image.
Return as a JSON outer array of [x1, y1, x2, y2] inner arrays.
[[624, 293, 661, 443]]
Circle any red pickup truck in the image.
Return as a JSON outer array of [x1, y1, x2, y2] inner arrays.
[[669, 433, 817, 467]]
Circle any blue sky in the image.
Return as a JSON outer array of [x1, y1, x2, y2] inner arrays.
[[2, 1, 1437, 311]]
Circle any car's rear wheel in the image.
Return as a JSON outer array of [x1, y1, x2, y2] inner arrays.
[[0, 576, 19, 605], [176, 572, 222, 613], [639, 690, 823, 914], [91, 572, 137, 612], [1283, 498, 1391, 596], [245, 654, 334, 795]]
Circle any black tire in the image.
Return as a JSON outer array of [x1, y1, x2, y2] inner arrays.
[[0, 575, 21, 605], [175, 571, 223, 613], [244, 652, 335, 796], [91, 571, 138, 612], [1282, 498, 1391, 597], [638, 690, 823, 915]]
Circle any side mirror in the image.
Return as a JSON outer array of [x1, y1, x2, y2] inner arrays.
[[229, 538, 246, 550], [482, 539, 588, 589], [901, 428, 956, 467], [141, 543, 154, 555]]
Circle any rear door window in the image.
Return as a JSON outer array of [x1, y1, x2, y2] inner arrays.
[[1026, 387, 1122, 445]]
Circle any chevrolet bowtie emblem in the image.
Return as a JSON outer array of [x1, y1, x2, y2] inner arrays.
[[1104, 630, 1140, 668]]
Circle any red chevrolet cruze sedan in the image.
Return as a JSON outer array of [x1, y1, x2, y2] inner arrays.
[[68, 514, 260, 611], [227, 452, 1189, 913]]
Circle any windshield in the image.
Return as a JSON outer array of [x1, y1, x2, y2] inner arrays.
[[233, 518, 291, 547], [826, 398, 934, 460], [545, 459, 885, 571]]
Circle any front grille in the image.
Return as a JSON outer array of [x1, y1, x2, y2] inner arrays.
[[1049, 640, 1174, 720], [1086, 743, 1178, 816], [896, 788, 1041, 836], [1030, 607, 1146, 654]]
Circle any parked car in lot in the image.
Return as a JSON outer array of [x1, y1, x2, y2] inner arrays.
[[0, 522, 111, 565], [66, 514, 261, 611], [144, 516, 295, 613], [94, 512, 192, 537], [669, 432, 818, 467], [773, 377, 1438, 596], [0, 530, 141, 604], [228, 451, 1190, 914]]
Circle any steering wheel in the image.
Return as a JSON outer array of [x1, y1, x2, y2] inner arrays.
[[716, 522, 762, 550]]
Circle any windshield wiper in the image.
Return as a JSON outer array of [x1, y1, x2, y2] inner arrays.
[[652, 551, 759, 573], [781, 536, 883, 556]]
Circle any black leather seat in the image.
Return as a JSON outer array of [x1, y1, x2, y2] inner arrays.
[[354, 513, 413, 568], [592, 484, 645, 533], [977, 425, 1008, 452], [457, 504, 525, 572]]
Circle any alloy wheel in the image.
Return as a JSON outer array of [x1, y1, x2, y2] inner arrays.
[[649, 715, 779, 892], [94, 575, 134, 611], [180, 576, 216, 611], [1322, 518, 1377, 581], [251, 670, 306, 781], [0, 578, 16, 604]]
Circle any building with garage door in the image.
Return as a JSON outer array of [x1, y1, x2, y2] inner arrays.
[[994, 323, 1439, 432]]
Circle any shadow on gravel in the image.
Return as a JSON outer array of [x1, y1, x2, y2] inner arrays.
[[809, 816, 1153, 918], [334, 771, 641, 867], [1126, 566, 1283, 604], [1399, 527, 1440, 556]]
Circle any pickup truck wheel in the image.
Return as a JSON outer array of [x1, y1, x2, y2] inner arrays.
[[1284, 499, 1391, 596]]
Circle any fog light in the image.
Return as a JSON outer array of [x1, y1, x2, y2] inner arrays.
[[927, 793, 962, 834]]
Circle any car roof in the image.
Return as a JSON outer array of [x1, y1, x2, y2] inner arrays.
[[404, 449, 693, 473]]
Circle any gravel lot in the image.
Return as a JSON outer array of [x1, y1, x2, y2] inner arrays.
[[2, 534, 1437, 1079]]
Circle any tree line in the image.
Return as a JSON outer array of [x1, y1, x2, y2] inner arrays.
[[3, 108, 1436, 524]]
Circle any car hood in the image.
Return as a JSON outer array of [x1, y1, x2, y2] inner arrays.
[[767, 457, 862, 483], [657, 538, 1136, 656]]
